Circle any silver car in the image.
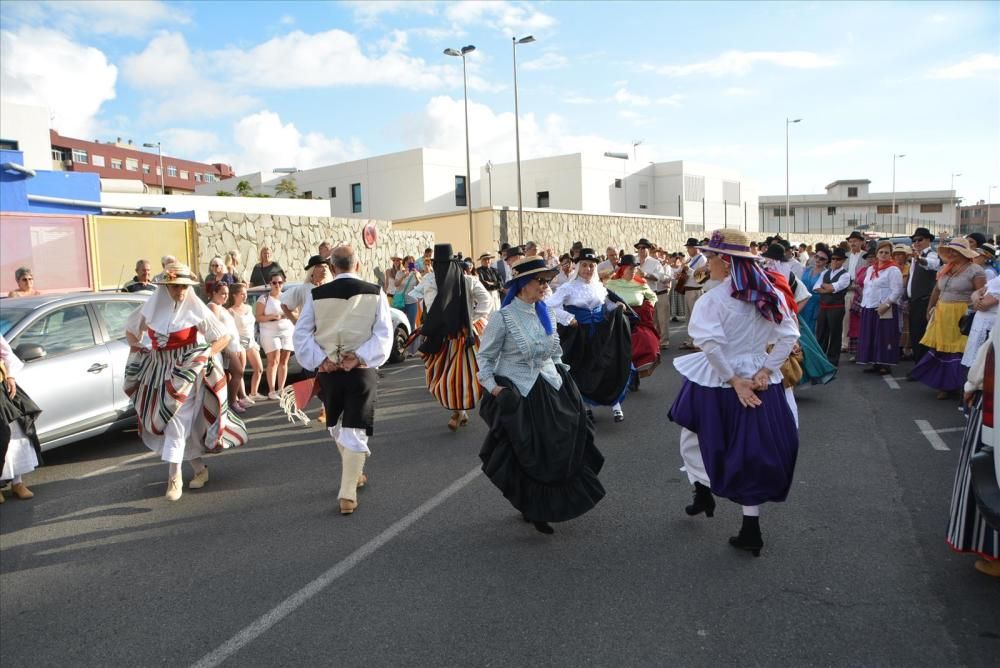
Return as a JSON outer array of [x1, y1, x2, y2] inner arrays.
[[0, 292, 149, 451]]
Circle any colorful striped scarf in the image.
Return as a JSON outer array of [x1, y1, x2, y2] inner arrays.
[[730, 256, 784, 323]]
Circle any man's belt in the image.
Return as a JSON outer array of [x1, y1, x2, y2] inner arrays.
[[684, 286, 702, 291], [655, 289, 671, 295]]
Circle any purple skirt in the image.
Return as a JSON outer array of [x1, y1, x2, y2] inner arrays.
[[668, 380, 799, 506], [856, 306, 900, 365], [910, 350, 967, 391]]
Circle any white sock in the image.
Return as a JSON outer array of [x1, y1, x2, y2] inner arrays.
[[742, 505, 760, 517], [168, 463, 181, 478], [612, 403, 622, 412], [11, 475, 22, 485]]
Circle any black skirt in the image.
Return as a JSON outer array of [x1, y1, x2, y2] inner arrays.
[[479, 366, 605, 523], [557, 306, 633, 406], [0, 384, 43, 468]]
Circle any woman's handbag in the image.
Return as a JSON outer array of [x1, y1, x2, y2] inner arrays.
[[958, 307, 975, 336], [392, 274, 413, 309]]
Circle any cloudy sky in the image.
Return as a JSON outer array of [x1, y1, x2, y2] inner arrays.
[[2, 0, 997, 202]]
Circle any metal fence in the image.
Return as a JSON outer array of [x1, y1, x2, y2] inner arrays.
[[758, 212, 955, 237]]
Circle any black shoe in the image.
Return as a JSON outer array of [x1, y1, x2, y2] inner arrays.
[[728, 515, 763, 557], [670, 316, 679, 322], [684, 482, 716, 517], [533, 521, 555, 535]]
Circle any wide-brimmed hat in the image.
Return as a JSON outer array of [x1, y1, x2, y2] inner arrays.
[[618, 254, 638, 267], [634, 237, 654, 249], [154, 262, 200, 286], [477, 252, 495, 261], [575, 248, 600, 263], [846, 231, 866, 242], [684, 237, 700, 247], [304, 255, 330, 271], [910, 227, 935, 242], [980, 243, 996, 258], [891, 244, 910, 256], [939, 237, 979, 259], [695, 229, 757, 259], [505, 257, 558, 287], [503, 245, 524, 260]]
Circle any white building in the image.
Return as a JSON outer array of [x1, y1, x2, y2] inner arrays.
[[201, 147, 480, 221], [481, 153, 760, 231], [759, 179, 957, 236], [0, 100, 53, 172]]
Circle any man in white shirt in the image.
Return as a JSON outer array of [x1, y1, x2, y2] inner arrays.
[[596, 246, 619, 279], [681, 238, 708, 349], [551, 254, 576, 289], [282, 255, 332, 324], [906, 227, 940, 366], [813, 248, 852, 365], [842, 231, 867, 351]]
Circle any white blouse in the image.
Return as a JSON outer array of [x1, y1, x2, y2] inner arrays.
[[860, 265, 904, 309], [545, 277, 615, 326], [674, 277, 800, 388]]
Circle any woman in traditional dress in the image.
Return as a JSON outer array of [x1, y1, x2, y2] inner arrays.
[[0, 335, 42, 503], [799, 247, 828, 335], [546, 248, 633, 423], [973, 244, 999, 281], [911, 238, 986, 399], [477, 257, 605, 535], [605, 254, 660, 388], [892, 245, 914, 360], [417, 244, 492, 431], [669, 229, 799, 557], [952, 321, 1000, 577], [255, 270, 294, 400], [856, 241, 905, 375], [961, 275, 1000, 369], [124, 263, 248, 501], [766, 267, 836, 388]]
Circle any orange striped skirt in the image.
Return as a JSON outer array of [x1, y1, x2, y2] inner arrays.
[[421, 320, 486, 411]]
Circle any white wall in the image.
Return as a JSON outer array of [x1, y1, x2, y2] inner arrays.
[[99, 192, 334, 222], [759, 189, 956, 234], [0, 100, 53, 171], [482, 153, 585, 212]]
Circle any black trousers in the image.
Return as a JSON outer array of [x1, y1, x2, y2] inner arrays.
[[909, 296, 930, 363], [816, 306, 845, 365]]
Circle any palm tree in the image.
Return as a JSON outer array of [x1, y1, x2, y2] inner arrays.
[[275, 178, 298, 198], [235, 180, 253, 196]]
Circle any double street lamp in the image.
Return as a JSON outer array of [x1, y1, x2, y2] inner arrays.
[[951, 172, 962, 234], [892, 153, 906, 232], [444, 45, 476, 255], [142, 141, 164, 194], [512, 35, 535, 244], [784, 118, 800, 236]]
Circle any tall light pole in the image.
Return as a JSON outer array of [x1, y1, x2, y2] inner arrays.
[[512, 35, 535, 245], [142, 141, 164, 194], [485, 160, 494, 208], [445, 45, 476, 256], [951, 172, 962, 234], [988, 185, 998, 242], [784, 118, 800, 236], [892, 153, 905, 233]]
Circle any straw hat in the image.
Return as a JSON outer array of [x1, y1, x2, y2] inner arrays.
[[505, 257, 557, 287], [695, 229, 757, 259], [154, 262, 200, 286], [939, 237, 979, 259], [891, 244, 910, 257]]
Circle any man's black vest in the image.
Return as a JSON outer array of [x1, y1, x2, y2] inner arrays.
[[820, 268, 849, 305], [909, 251, 937, 300]]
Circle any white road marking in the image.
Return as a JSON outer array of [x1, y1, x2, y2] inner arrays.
[[190, 465, 482, 668], [915, 419, 959, 451], [78, 452, 156, 479], [883, 375, 901, 390]]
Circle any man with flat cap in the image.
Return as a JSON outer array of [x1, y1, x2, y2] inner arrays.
[[907, 227, 940, 366], [679, 237, 708, 349], [842, 231, 867, 352]]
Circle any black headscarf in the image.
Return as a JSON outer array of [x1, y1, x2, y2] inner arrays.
[[418, 244, 472, 355]]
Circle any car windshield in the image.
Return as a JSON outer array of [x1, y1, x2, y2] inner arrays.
[[0, 305, 32, 337]]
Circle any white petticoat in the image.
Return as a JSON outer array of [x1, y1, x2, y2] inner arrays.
[[2, 421, 39, 479]]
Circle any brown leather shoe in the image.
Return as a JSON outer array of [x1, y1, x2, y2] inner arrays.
[[975, 559, 1000, 577], [0, 489, 5, 504], [339, 498, 358, 515], [165, 475, 182, 501], [357, 473, 367, 489], [11, 483, 34, 500], [447, 411, 460, 431]]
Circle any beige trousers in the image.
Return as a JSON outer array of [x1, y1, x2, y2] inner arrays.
[[337, 445, 367, 503], [655, 292, 672, 347], [841, 288, 856, 349], [682, 289, 702, 345]]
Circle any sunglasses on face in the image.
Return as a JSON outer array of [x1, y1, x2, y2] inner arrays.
[[271, 280, 284, 286], [535, 277, 551, 285], [815, 256, 828, 262]]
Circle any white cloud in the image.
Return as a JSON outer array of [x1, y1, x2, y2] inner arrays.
[[724, 87, 757, 96], [652, 50, 839, 77], [155, 128, 222, 159], [802, 139, 866, 158], [444, 1, 556, 33], [121, 31, 197, 89], [655, 94, 683, 107], [927, 53, 1000, 79], [4, 0, 188, 37], [522, 52, 569, 71], [219, 110, 368, 175], [564, 94, 597, 105], [0, 27, 117, 138], [613, 88, 651, 106], [279, 15, 296, 25], [344, 1, 438, 28]]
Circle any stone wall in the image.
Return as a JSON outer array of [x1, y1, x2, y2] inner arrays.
[[196, 212, 433, 283]]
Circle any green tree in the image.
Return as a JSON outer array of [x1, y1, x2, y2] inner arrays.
[[235, 180, 253, 196], [216, 190, 233, 196], [275, 178, 298, 198]]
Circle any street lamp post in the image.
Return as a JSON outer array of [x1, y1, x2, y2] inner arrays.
[[892, 153, 905, 234], [445, 45, 477, 256], [142, 141, 164, 194], [988, 185, 998, 243], [486, 160, 493, 208], [784, 118, 801, 236], [512, 35, 535, 245], [951, 172, 962, 234]]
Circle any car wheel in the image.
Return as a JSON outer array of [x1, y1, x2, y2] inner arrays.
[[388, 324, 408, 364]]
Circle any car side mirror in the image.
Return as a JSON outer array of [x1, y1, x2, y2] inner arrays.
[[15, 343, 46, 362]]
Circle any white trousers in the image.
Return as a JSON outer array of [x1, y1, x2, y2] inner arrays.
[[683, 289, 702, 344], [2, 421, 39, 479], [841, 289, 856, 349], [329, 421, 370, 454], [679, 428, 709, 486], [160, 388, 202, 464], [655, 293, 672, 346]]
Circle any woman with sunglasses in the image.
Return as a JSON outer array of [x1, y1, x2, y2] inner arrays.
[[546, 248, 633, 423], [7, 268, 41, 298], [255, 270, 294, 400], [477, 257, 605, 535], [799, 247, 829, 335], [605, 255, 660, 389]]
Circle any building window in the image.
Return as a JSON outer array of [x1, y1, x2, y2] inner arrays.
[[639, 204, 648, 210], [614, 178, 622, 189], [455, 175, 467, 207], [876, 205, 899, 214], [179, 170, 188, 180], [195, 173, 203, 182], [772, 207, 795, 217], [204, 174, 214, 183], [847, 187, 858, 197], [111, 158, 122, 170], [142, 164, 150, 174], [351, 183, 362, 213], [167, 166, 177, 177], [303, 190, 313, 199], [72, 149, 88, 164], [0, 138, 19, 151], [92, 155, 106, 167], [827, 206, 836, 215], [329, 187, 337, 198], [126, 158, 139, 172], [537, 191, 550, 208], [920, 203, 943, 213], [51, 149, 65, 161]]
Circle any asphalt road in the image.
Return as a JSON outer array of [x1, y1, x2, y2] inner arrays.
[[1, 335, 998, 667]]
